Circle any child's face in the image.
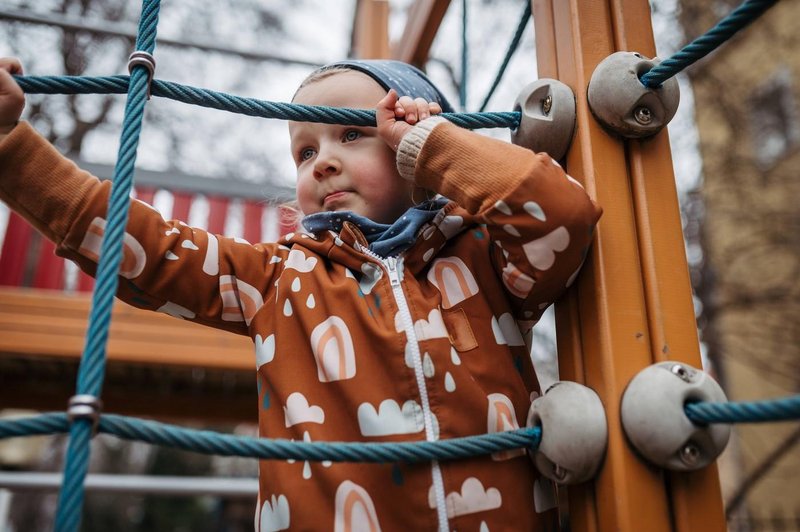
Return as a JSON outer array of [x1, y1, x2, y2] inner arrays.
[[290, 71, 416, 224]]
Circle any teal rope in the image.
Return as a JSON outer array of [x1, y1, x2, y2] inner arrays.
[[685, 395, 800, 425], [640, 0, 778, 87], [0, 413, 541, 462], [478, 1, 531, 112], [14, 75, 520, 130], [54, 1, 161, 531], [101, 415, 540, 461]]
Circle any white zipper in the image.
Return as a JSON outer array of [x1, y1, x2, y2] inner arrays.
[[379, 254, 449, 532]]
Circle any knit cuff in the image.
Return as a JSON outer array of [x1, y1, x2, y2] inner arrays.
[[396, 116, 448, 181]]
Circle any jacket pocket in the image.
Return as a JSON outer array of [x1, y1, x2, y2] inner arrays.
[[442, 307, 478, 352]]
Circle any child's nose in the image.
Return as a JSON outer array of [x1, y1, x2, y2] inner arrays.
[[313, 149, 341, 179]]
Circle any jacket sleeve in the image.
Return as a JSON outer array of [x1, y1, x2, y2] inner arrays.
[[397, 117, 602, 322], [0, 122, 283, 336]]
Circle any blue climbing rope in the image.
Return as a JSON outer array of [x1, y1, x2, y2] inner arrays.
[[478, 1, 531, 112], [14, 75, 521, 130], [640, 0, 779, 88], [686, 395, 800, 425], [0, 413, 541, 462], [53, 1, 161, 531]]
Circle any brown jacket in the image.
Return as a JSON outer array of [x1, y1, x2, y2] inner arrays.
[[0, 118, 601, 531]]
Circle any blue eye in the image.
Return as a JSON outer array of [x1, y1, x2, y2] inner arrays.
[[343, 130, 361, 142], [300, 147, 315, 161]]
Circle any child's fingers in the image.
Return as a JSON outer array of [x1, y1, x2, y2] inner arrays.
[[376, 89, 399, 124], [429, 102, 442, 116], [414, 97, 431, 120], [0, 57, 23, 75], [396, 95, 417, 123]]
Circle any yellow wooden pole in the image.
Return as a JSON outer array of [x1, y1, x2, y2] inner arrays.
[[353, 0, 391, 59], [392, 0, 451, 67], [532, 0, 726, 530]]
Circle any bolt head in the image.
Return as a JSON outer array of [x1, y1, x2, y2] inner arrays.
[[679, 443, 701, 466], [634, 106, 653, 125], [542, 95, 552, 115], [671, 363, 692, 382]]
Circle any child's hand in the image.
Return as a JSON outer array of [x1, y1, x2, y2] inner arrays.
[[376, 89, 442, 152], [0, 58, 25, 135]]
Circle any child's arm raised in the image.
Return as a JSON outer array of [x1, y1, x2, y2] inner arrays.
[[0, 59, 283, 336], [385, 101, 602, 322]]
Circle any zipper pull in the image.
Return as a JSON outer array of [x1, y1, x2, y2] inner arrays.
[[385, 257, 401, 287]]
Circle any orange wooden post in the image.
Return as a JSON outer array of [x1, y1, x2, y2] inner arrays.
[[532, 0, 726, 530], [353, 0, 391, 59], [392, 0, 451, 67]]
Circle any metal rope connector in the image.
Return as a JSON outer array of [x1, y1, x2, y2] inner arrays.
[[67, 394, 103, 435], [127, 50, 156, 99]]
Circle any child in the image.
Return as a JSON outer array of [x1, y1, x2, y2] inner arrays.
[[0, 57, 601, 531]]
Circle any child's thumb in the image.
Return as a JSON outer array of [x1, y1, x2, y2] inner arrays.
[[0, 69, 25, 127]]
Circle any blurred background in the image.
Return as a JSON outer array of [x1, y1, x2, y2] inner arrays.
[[0, 0, 797, 530]]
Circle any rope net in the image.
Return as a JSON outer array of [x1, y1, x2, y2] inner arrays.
[[1, 0, 796, 530]]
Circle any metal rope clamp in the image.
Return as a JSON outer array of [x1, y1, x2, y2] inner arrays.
[[127, 51, 156, 99], [526, 381, 608, 484], [620, 362, 731, 471], [510, 79, 576, 161], [67, 394, 103, 435], [587, 51, 680, 138]]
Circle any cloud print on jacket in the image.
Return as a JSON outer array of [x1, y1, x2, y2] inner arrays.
[[429, 477, 502, 518], [357, 399, 425, 436], [284, 392, 325, 427], [258, 494, 290, 531]]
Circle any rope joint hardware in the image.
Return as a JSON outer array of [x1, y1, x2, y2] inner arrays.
[[67, 394, 103, 436], [127, 50, 156, 99]]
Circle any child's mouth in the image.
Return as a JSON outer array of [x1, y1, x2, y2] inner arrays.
[[323, 191, 351, 206]]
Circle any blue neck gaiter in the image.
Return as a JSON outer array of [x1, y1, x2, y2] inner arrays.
[[302, 198, 448, 258]]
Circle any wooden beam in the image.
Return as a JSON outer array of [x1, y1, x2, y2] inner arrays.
[[353, 0, 391, 59], [392, 0, 452, 67], [0, 288, 253, 371], [533, 0, 726, 530], [0, 288, 257, 422]]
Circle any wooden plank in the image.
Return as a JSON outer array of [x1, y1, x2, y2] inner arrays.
[[392, 0, 452, 67], [0, 288, 253, 371]]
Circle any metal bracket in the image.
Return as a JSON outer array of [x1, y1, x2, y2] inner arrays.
[[621, 362, 731, 471], [67, 394, 103, 435], [527, 381, 608, 484], [587, 51, 680, 138], [510, 79, 576, 161], [127, 50, 156, 99]]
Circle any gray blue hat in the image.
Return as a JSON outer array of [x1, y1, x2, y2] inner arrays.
[[323, 59, 454, 113]]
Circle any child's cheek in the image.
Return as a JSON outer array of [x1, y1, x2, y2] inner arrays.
[[295, 178, 317, 214]]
